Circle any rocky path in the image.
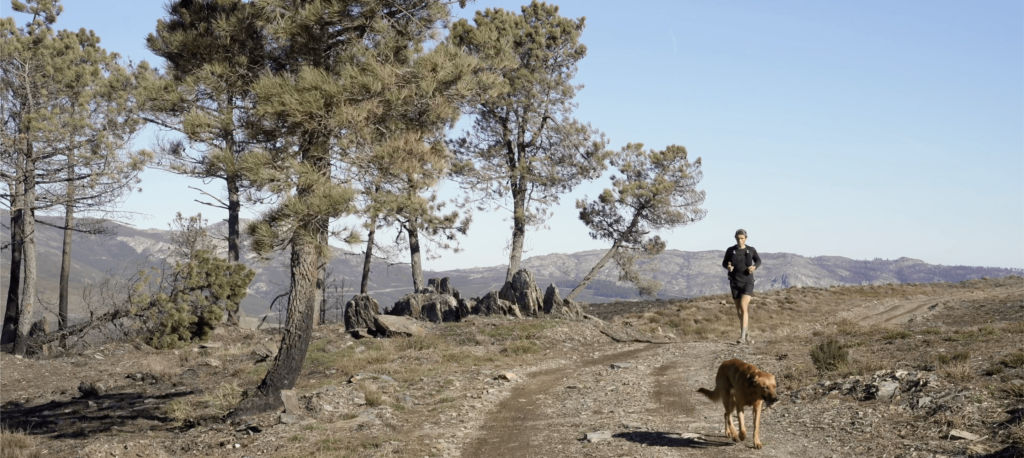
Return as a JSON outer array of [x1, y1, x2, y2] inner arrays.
[[460, 340, 862, 458]]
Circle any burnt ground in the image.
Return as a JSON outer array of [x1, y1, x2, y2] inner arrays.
[[1, 276, 1022, 458]]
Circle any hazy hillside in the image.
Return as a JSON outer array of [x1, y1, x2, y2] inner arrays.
[[2, 215, 1019, 323]]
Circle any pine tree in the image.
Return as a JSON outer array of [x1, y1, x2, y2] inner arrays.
[[229, 0, 459, 417], [448, 1, 610, 282], [567, 143, 706, 302], [141, 0, 268, 325], [1, 0, 146, 353]]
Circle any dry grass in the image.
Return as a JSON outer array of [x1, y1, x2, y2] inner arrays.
[[356, 381, 384, 407], [0, 430, 41, 458], [938, 350, 971, 366], [1001, 350, 1024, 369], [199, 382, 243, 416], [940, 362, 976, 384], [810, 338, 849, 373], [141, 355, 179, 379], [164, 398, 196, 422], [1000, 382, 1024, 400]]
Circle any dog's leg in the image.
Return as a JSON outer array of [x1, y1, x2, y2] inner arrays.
[[724, 398, 738, 441], [753, 399, 763, 449], [737, 407, 747, 441]]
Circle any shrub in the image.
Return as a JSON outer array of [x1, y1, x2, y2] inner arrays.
[[0, 429, 41, 458], [882, 330, 913, 340], [357, 381, 384, 407], [1001, 351, 1024, 369], [810, 339, 848, 373], [937, 350, 970, 366], [502, 340, 541, 356]]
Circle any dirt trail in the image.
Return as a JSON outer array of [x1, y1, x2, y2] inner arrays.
[[461, 340, 861, 457], [849, 287, 1023, 327], [458, 285, 1023, 457]]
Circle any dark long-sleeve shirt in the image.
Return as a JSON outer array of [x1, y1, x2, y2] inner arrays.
[[723, 245, 762, 283]]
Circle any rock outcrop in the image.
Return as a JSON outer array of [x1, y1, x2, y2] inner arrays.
[[374, 315, 425, 337], [391, 292, 464, 323], [474, 291, 522, 318], [344, 294, 380, 331], [499, 269, 543, 317], [543, 284, 584, 319]]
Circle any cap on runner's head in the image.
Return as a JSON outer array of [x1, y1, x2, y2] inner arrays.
[[735, 229, 747, 237]]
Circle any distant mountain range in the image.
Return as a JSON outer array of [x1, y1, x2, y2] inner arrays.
[[2, 215, 1020, 323]]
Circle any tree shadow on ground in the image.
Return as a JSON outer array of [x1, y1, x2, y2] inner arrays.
[[0, 389, 192, 439], [614, 431, 735, 448]]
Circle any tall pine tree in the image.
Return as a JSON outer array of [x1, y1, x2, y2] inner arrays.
[[142, 0, 268, 325], [229, 0, 462, 416], [448, 1, 610, 282]]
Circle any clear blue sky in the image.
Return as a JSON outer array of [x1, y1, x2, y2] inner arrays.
[[13, 0, 1023, 270]]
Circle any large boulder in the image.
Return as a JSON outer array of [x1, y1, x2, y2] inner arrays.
[[543, 284, 584, 319], [391, 292, 461, 323], [344, 294, 380, 331], [374, 315, 426, 337], [474, 291, 522, 318], [499, 269, 543, 317], [427, 277, 453, 295]]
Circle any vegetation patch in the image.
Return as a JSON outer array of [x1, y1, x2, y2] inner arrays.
[[810, 338, 849, 373]]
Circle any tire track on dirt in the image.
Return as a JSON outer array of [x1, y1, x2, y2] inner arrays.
[[857, 288, 1024, 326], [461, 344, 659, 457]]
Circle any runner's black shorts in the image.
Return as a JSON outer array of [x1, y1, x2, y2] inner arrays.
[[730, 281, 754, 300]]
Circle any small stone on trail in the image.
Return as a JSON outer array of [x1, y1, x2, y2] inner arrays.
[[584, 431, 612, 443], [280, 389, 301, 415], [610, 363, 632, 370], [280, 413, 300, 425], [948, 429, 983, 441]]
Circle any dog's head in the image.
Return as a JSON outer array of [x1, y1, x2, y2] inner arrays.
[[755, 371, 779, 407]]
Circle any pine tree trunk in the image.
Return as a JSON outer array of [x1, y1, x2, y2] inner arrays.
[[230, 223, 322, 417], [14, 162, 37, 356], [565, 241, 622, 302], [360, 216, 376, 294], [408, 224, 423, 292], [1, 196, 24, 346], [506, 179, 527, 282], [58, 202, 73, 332], [225, 173, 242, 325]]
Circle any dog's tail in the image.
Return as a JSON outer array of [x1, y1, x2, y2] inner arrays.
[[696, 387, 720, 402]]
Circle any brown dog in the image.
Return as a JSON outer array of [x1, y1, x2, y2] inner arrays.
[[697, 358, 779, 449]]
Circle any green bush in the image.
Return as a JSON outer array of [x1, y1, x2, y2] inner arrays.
[[810, 338, 848, 373], [146, 250, 255, 349]]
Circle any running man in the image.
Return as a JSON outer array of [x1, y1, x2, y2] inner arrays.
[[723, 229, 762, 344]]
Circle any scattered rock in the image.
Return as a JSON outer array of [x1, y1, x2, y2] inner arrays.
[[344, 294, 380, 331], [948, 429, 983, 441], [584, 430, 612, 443], [348, 328, 376, 340], [78, 382, 104, 398], [374, 315, 426, 337], [279, 412, 301, 425], [280, 390, 301, 415], [499, 269, 544, 317], [253, 343, 278, 363]]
